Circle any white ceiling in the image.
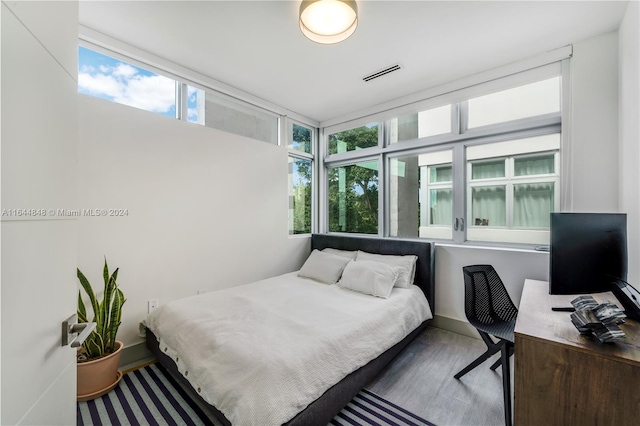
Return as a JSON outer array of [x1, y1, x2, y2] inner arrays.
[[79, 0, 629, 124]]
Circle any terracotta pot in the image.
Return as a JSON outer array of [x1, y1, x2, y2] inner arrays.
[[77, 340, 124, 401]]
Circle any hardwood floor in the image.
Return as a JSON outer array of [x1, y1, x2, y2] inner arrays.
[[367, 326, 509, 426]]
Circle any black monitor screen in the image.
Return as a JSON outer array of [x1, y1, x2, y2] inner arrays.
[[549, 212, 627, 295]]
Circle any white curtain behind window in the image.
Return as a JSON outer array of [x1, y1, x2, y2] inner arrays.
[[514, 183, 554, 227], [430, 189, 452, 225], [472, 186, 506, 226]]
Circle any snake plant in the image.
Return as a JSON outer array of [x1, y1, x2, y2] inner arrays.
[[77, 259, 126, 361]]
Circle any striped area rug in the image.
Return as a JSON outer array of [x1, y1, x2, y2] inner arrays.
[[77, 363, 435, 426]]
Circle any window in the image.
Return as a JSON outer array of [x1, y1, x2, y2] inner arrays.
[[328, 123, 380, 155], [288, 122, 314, 235], [328, 160, 379, 234], [78, 46, 177, 117], [389, 150, 453, 239], [186, 85, 204, 124], [323, 65, 564, 244], [289, 157, 312, 234], [390, 104, 452, 144], [78, 46, 281, 145], [188, 89, 279, 145], [466, 134, 560, 244], [290, 123, 312, 153], [467, 77, 560, 129]]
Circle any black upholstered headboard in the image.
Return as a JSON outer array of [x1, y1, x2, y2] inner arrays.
[[311, 234, 435, 313]]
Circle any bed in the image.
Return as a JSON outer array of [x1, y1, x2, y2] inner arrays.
[[142, 234, 435, 425]]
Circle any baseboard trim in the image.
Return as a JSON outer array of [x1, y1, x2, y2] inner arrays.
[[431, 314, 480, 340], [119, 341, 155, 371]]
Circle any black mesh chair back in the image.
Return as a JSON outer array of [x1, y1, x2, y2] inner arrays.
[[463, 264, 518, 342], [456, 264, 518, 426]]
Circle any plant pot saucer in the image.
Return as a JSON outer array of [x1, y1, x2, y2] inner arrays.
[[77, 370, 123, 402]]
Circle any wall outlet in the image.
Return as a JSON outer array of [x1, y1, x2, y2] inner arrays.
[[148, 299, 158, 313], [197, 289, 207, 295]]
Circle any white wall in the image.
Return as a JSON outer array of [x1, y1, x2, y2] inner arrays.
[[434, 30, 625, 335], [432, 245, 549, 336], [77, 95, 310, 351], [570, 31, 620, 211], [1, 1, 78, 424], [619, 0, 640, 285]]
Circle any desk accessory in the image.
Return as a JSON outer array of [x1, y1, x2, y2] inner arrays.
[[569, 295, 626, 342]]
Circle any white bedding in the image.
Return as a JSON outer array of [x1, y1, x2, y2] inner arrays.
[[141, 271, 432, 426]]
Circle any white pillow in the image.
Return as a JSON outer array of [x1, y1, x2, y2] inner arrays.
[[338, 260, 399, 299], [322, 248, 358, 260], [356, 251, 418, 289], [298, 249, 352, 284]]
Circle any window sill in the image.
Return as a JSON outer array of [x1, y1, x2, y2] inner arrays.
[[433, 241, 550, 254]]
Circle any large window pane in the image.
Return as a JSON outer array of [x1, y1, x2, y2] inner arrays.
[[466, 136, 559, 244], [390, 105, 452, 144], [468, 77, 560, 128], [514, 183, 554, 228], [471, 186, 506, 227], [78, 46, 176, 117], [289, 123, 312, 153], [389, 150, 453, 239], [328, 161, 378, 234], [389, 156, 419, 238], [289, 157, 312, 235], [328, 124, 379, 155]]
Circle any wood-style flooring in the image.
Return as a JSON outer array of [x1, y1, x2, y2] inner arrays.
[[367, 326, 509, 426]]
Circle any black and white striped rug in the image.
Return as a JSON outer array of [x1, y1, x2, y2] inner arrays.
[[77, 363, 435, 426]]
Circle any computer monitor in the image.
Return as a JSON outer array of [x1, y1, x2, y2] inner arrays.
[[549, 212, 627, 295]]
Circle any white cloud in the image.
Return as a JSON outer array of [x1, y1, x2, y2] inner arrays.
[[78, 73, 123, 99], [80, 64, 95, 73], [78, 62, 175, 114], [115, 74, 175, 113], [112, 63, 138, 78]]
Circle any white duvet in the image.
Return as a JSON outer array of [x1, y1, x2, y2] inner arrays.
[[141, 272, 432, 426]]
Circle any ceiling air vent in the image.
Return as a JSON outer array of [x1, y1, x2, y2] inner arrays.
[[363, 64, 402, 82]]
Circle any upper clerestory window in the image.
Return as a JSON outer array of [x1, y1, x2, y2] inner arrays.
[[78, 46, 279, 145], [467, 77, 561, 129], [328, 123, 380, 155], [77, 46, 179, 118]]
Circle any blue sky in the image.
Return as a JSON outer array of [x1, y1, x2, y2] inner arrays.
[[78, 47, 199, 121]]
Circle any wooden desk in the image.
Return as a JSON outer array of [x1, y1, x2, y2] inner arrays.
[[514, 279, 640, 426]]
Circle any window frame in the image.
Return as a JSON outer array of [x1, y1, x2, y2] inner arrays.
[[325, 155, 383, 236], [78, 45, 180, 118], [320, 61, 569, 248], [466, 147, 560, 243], [287, 119, 317, 236]]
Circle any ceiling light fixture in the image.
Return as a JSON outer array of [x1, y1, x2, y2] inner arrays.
[[299, 0, 358, 44]]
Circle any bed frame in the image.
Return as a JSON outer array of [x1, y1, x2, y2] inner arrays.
[[146, 234, 434, 425]]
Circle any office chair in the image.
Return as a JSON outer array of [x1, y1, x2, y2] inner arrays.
[[455, 265, 518, 426]]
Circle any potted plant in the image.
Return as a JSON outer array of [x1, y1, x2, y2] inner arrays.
[[76, 258, 126, 401]]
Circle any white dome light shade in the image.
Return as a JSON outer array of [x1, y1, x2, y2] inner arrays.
[[300, 0, 358, 44]]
